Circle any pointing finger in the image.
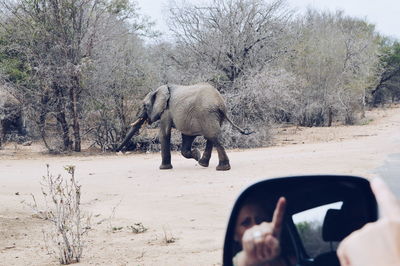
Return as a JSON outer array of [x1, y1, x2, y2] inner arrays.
[[272, 197, 286, 238]]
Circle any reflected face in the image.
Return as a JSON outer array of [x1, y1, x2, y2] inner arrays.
[[234, 204, 268, 243]]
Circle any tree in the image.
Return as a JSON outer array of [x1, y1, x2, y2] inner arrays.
[[0, 0, 154, 152], [82, 21, 158, 151], [372, 40, 400, 105], [167, 0, 293, 90], [285, 10, 380, 126]]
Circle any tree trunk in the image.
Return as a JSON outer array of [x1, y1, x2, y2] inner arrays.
[[57, 111, 72, 151], [54, 85, 72, 151], [70, 79, 81, 152], [114, 93, 127, 137], [327, 106, 333, 127], [38, 92, 52, 151]]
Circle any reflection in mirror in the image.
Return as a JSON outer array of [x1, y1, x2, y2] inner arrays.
[[223, 175, 378, 266], [293, 202, 343, 258], [234, 198, 269, 245], [232, 197, 296, 266]]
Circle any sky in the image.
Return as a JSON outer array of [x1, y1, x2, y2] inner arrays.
[[136, 0, 399, 40]]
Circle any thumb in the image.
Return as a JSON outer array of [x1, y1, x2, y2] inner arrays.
[[371, 177, 400, 220]]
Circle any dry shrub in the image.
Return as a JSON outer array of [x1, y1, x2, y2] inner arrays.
[[83, 108, 134, 152], [229, 67, 364, 131], [162, 226, 176, 244], [128, 223, 148, 234], [222, 68, 302, 148], [37, 165, 90, 264], [39, 115, 68, 153]]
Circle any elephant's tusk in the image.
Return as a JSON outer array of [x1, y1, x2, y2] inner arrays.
[[130, 117, 145, 127]]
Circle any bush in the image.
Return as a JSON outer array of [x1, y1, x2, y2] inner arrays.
[[32, 165, 90, 264]]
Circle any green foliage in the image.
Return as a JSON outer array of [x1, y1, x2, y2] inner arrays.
[[1, 58, 28, 82], [0, 35, 30, 84], [372, 39, 400, 105], [296, 221, 313, 235], [107, 0, 131, 15], [295, 221, 333, 258], [381, 41, 400, 67]]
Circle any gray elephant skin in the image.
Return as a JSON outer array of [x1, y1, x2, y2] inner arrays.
[[0, 88, 25, 146], [117, 83, 252, 171]]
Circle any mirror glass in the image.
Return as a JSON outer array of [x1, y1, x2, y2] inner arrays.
[[293, 201, 343, 257], [223, 175, 377, 266]]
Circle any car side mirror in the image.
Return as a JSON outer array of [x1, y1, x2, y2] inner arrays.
[[223, 175, 378, 266]]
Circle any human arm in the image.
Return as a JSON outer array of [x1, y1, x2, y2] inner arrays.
[[337, 178, 400, 266]]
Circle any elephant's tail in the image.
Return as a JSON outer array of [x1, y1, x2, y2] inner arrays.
[[223, 113, 255, 135]]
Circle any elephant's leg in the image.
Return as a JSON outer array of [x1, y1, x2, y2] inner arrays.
[[159, 120, 173, 170], [213, 139, 231, 171], [181, 134, 200, 161], [199, 139, 213, 167]]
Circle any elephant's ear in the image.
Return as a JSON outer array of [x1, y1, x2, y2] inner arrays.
[[149, 85, 170, 122]]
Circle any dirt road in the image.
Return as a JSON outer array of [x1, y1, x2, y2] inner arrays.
[[1, 106, 400, 265]]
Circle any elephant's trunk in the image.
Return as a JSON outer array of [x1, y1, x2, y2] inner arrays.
[[116, 116, 146, 152]]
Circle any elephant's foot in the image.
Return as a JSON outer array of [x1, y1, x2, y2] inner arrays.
[[216, 161, 231, 171], [181, 148, 201, 161], [192, 148, 201, 161], [159, 163, 173, 170], [198, 158, 210, 167]]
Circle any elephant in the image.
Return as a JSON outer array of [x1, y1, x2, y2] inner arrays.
[[0, 88, 25, 147], [117, 83, 253, 171]]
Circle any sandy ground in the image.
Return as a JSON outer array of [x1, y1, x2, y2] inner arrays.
[[1, 105, 400, 265]]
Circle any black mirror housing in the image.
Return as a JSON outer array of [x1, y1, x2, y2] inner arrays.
[[223, 175, 378, 266]]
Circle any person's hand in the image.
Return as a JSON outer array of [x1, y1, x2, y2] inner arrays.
[[238, 197, 286, 266], [337, 178, 400, 266]]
